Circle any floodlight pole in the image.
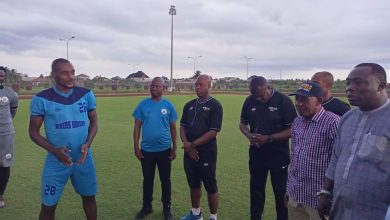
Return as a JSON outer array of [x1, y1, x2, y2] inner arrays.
[[169, 5, 176, 91]]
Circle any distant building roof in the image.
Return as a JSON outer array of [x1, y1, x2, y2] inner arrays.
[[127, 71, 149, 79], [21, 76, 37, 82]]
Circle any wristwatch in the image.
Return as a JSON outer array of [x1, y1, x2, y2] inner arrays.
[[268, 135, 273, 143], [316, 189, 331, 197]]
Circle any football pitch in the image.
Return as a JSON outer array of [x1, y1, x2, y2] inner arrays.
[[5, 94, 285, 219]]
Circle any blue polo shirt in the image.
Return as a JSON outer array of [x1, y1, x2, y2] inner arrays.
[[133, 97, 177, 152]]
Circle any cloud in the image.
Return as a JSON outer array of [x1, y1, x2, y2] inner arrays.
[[0, 0, 389, 80]]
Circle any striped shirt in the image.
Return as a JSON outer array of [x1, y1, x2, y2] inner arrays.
[[287, 107, 340, 208]]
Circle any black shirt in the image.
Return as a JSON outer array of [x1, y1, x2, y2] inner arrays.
[[180, 97, 223, 162], [323, 97, 350, 116], [240, 90, 297, 167]]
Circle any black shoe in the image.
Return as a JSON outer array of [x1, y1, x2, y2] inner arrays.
[[163, 209, 173, 220], [135, 206, 152, 219]]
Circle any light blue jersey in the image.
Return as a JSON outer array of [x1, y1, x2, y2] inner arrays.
[[30, 86, 96, 162], [30, 86, 97, 206], [133, 97, 177, 152]]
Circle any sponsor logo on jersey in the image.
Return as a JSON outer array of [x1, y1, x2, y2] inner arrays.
[[202, 106, 210, 111], [0, 96, 9, 102], [268, 106, 278, 112], [55, 121, 86, 129]]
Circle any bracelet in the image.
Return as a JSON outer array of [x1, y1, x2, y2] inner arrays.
[[316, 189, 331, 197]]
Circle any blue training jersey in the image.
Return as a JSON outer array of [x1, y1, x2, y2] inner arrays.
[[30, 86, 96, 161], [133, 97, 177, 152]]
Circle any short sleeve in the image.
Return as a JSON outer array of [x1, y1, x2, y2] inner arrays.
[[86, 91, 96, 112], [169, 102, 178, 123], [281, 95, 297, 128], [30, 96, 45, 116], [180, 102, 189, 126], [132, 100, 144, 121], [240, 96, 250, 124], [10, 91, 18, 108], [209, 100, 223, 132]]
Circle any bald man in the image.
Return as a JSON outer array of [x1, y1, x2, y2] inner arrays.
[[179, 75, 223, 220], [312, 71, 350, 116]]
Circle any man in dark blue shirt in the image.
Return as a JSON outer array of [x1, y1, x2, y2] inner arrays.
[[179, 75, 223, 220], [312, 71, 350, 116], [239, 76, 297, 220]]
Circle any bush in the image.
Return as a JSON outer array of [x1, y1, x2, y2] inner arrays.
[[11, 84, 19, 92], [25, 84, 33, 91]]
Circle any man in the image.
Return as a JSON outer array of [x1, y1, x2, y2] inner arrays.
[[29, 58, 98, 220], [286, 82, 340, 220], [0, 66, 18, 208], [239, 76, 297, 220], [179, 75, 223, 220], [318, 63, 390, 220], [311, 71, 350, 116], [133, 77, 177, 220]]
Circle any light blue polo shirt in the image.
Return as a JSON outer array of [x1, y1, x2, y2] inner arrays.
[[133, 97, 177, 152]]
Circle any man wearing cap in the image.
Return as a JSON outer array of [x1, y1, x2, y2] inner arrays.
[[0, 66, 18, 208], [285, 82, 340, 220], [311, 71, 350, 116]]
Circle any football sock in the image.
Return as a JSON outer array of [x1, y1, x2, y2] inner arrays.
[[191, 207, 201, 215]]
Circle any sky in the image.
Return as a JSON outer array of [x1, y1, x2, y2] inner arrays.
[[1, 0, 390, 80]]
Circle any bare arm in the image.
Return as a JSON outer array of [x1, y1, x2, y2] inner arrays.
[[317, 177, 334, 219], [77, 110, 99, 164], [191, 130, 218, 148], [29, 116, 72, 166], [180, 125, 198, 161], [85, 110, 98, 147], [239, 122, 251, 138], [133, 119, 143, 160], [10, 106, 17, 118], [169, 122, 177, 160], [271, 127, 292, 142], [253, 127, 292, 146]]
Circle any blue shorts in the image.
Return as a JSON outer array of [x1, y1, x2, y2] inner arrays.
[[41, 153, 97, 206]]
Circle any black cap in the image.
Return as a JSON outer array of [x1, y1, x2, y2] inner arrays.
[[289, 81, 324, 98]]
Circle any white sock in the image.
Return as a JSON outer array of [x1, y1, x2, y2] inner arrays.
[[191, 208, 201, 215], [210, 213, 217, 220]]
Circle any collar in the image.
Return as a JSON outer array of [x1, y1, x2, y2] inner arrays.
[[305, 107, 325, 122], [53, 86, 73, 97], [197, 96, 213, 104], [322, 97, 335, 105], [360, 99, 390, 114]]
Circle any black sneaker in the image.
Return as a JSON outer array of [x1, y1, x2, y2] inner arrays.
[[135, 206, 152, 219]]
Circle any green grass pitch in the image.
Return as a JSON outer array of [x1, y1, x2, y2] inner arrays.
[[3, 94, 308, 219]]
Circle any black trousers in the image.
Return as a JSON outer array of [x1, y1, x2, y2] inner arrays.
[[141, 149, 171, 208], [249, 153, 288, 220], [0, 167, 10, 196]]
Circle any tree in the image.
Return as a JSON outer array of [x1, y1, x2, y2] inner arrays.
[[190, 70, 201, 79]]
